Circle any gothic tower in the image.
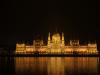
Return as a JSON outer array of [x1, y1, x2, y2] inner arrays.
[[48, 32, 51, 46], [62, 32, 65, 46]]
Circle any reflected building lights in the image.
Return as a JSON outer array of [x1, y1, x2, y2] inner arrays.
[[15, 57, 99, 75]]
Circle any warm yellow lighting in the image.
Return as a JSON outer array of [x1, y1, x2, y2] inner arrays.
[[15, 32, 98, 54]]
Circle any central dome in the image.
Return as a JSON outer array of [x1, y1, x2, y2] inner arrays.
[[52, 33, 61, 42]]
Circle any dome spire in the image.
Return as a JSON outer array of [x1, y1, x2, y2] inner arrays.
[[62, 32, 65, 46], [48, 32, 51, 46]]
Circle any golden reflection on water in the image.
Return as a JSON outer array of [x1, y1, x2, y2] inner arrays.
[[15, 57, 99, 75], [63, 57, 99, 75], [47, 57, 64, 75]]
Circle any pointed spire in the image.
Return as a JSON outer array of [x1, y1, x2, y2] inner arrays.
[[48, 32, 50, 41], [48, 32, 51, 46], [62, 32, 65, 46], [62, 32, 64, 40]]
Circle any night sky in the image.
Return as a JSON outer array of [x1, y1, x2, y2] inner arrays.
[[0, 0, 100, 50]]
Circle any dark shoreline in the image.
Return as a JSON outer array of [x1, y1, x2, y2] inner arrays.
[[0, 54, 100, 57]]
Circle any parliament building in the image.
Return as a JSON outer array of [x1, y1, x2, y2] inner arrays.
[[16, 32, 98, 54]]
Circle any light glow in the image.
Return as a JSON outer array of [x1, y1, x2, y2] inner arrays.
[[16, 32, 98, 54]]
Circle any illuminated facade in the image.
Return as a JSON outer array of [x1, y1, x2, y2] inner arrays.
[[16, 32, 98, 54], [47, 32, 65, 53]]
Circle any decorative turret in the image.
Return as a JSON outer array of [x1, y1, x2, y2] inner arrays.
[[48, 32, 51, 46], [62, 32, 65, 46]]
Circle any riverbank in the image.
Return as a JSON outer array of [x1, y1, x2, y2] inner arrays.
[[0, 54, 100, 57]]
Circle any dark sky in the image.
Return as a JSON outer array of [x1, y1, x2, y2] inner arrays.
[[0, 0, 100, 48]]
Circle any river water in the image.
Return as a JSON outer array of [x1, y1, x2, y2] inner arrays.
[[0, 57, 100, 75]]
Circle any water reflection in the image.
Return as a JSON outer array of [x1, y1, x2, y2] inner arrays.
[[15, 57, 100, 75], [15, 57, 48, 75], [64, 57, 99, 75], [48, 58, 64, 75]]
